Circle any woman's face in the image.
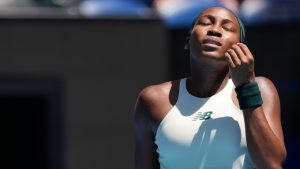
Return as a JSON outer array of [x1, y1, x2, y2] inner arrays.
[[189, 7, 240, 60]]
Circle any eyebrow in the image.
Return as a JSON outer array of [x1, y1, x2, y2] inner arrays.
[[200, 14, 235, 24]]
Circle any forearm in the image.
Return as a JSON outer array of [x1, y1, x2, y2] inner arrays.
[[243, 107, 286, 169]]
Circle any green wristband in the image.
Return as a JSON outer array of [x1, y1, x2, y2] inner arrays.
[[235, 82, 263, 110]]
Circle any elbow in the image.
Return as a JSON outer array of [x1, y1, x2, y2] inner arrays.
[[276, 143, 287, 167], [256, 147, 287, 169], [281, 145, 287, 164], [270, 144, 287, 168], [256, 161, 284, 169], [263, 158, 286, 169], [266, 160, 285, 169]]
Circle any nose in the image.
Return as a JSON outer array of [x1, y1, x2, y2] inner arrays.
[[207, 27, 222, 38]]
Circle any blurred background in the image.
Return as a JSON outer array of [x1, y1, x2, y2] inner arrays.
[[5, 0, 299, 168]]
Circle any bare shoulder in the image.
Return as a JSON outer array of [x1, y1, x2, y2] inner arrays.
[[135, 80, 180, 123], [138, 81, 173, 105], [255, 76, 279, 96], [255, 76, 280, 114]]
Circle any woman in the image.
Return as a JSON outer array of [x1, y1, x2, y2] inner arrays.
[[134, 6, 286, 169]]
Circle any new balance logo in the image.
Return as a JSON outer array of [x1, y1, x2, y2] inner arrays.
[[192, 111, 213, 121]]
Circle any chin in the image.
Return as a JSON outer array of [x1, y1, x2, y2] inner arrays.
[[200, 51, 225, 60]]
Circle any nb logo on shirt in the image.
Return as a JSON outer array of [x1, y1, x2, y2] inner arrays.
[[192, 111, 213, 121]]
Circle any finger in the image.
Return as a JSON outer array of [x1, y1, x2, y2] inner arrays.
[[225, 52, 235, 68], [232, 44, 247, 63], [227, 49, 241, 66], [237, 43, 254, 60]]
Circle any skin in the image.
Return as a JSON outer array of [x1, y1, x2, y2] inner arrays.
[[134, 7, 286, 169]]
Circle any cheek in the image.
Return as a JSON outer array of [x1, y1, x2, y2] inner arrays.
[[190, 31, 203, 48], [223, 34, 239, 49], [192, 28, 206, 40]]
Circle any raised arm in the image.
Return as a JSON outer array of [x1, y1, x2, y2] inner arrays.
[[226, 43, 287, 168], [243, 77, 286, 168]]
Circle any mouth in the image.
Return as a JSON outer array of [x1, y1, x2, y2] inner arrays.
[[202, 38, 222, 47]]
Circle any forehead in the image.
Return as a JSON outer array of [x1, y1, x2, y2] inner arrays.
[[198, 7, 238, 24]]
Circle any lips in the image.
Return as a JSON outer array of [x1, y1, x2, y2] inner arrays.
[[202, 38, 222, 46]]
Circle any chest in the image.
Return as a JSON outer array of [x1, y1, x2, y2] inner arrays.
[[155, 99, 249, 169]]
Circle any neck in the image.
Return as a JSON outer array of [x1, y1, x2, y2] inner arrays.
[[187, 57, 229, 98]]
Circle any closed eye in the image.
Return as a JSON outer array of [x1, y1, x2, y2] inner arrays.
[[199, 22, 211, 26], [223, 26, 234, 32], [196, 15, 214, 26], [222, 20, 237, 32]]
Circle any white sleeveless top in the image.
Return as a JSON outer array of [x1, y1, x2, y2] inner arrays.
[[155, 78, 254, 169]]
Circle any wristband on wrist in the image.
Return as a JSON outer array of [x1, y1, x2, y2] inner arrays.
[[235, 82, 263, 110]]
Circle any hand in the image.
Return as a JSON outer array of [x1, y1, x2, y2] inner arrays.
[[225, 43, 256, 87]]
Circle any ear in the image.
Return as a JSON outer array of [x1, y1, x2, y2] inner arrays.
[[184, 36, 190, 50]]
